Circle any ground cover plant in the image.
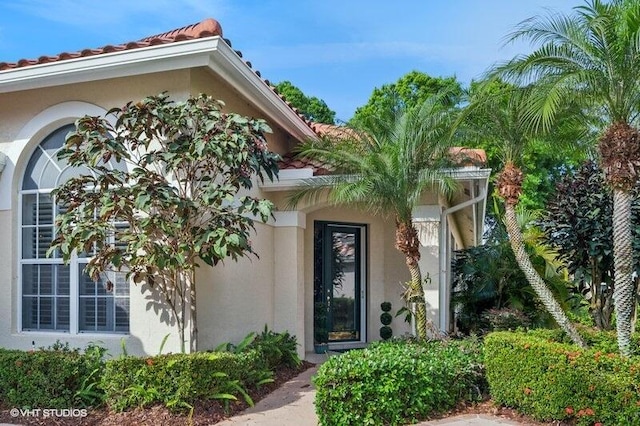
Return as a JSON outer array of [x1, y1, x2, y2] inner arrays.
[[313, 338, 485, 426]]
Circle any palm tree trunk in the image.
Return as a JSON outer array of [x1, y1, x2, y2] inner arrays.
[[612, 189, 635, 356], [408, 261, 427, 340], [504, 205, 586, 347], [396, 220, 427, 339]]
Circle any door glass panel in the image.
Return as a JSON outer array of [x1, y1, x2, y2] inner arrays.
[[329, 230, 359, 341]]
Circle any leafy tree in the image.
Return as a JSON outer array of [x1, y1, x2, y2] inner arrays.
[[539, 160, 640, 330], [289, 89, 459, 339], [496, 0, 640, 355], [463, 79, 592, 211], [460, 81, 586, 347], [49, 93, 280, 353], [351, 71, 462, 127], [452, 203, 570, 334], [275, 81, 336, 124]]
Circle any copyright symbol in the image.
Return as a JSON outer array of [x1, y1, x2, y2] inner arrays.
[[9, 408, 19, 417]]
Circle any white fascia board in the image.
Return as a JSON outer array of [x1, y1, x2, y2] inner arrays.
[[443, 167, 492, 181], [260, 172, 347, 192], [0, 37, 317, 143], [260, 168, 492, 192], [210, 42, 318, 142], [0, 38, 218, 92]]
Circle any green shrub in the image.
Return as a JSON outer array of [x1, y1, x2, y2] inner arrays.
[[249, 327, 301, 370], [314, 339, 485, 426], [102, 350, 267, 411], [484, 331, 640, 425], [379, 325, 392, 340], [0, 342, 106, 408], [527, 327, 640, 354], [482, 307, 531, 331]]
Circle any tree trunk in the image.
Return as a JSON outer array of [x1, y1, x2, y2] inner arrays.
[[504, 205, 586, 347], [408, 261, 427, 340], [612, 189, 635, 356], [395, 220, 427, 339], [188, 269, 198, 353]]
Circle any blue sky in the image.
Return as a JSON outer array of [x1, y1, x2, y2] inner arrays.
[[0, 0, 580, 122]]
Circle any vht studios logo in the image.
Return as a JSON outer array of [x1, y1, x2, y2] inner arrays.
[[10, 408, 88, 418]]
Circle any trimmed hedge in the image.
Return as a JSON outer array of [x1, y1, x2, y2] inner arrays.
[[0, 343, 105, 408], [484, 331, 640, 425], [314, 339, 485, 426], [102, 350, 268, 411]]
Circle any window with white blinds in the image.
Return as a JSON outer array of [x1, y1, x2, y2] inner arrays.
[[20, 124, 130, 334]]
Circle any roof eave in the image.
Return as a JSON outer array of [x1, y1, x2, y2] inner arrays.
[[0, 36, 317, 142], [260, 167, 492, 192]]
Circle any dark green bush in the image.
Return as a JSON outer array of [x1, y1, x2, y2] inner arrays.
[[314, 339, 485, 426], [379, 325, 392, 340], [380, 312, 393, 325], [0, 343, 106, 408], [482, 307, 531, 331], [102, 350, 266, 411], [484, 331, 640, 425], [249, 327, 301, 370]]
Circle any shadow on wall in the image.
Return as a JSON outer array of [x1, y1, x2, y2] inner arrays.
[[142, 282, 177, 328]]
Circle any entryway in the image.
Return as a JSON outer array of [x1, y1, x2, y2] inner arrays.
[[313, 222, 367, 348]]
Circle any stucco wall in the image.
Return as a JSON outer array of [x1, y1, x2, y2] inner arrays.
[[0, 67, 290, 355], [190, 68, 294, 155], [302, 206, 441, 350], [196, 221, 275, 351]]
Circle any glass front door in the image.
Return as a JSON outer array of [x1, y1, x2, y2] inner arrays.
[[314, 222, 366, 344]]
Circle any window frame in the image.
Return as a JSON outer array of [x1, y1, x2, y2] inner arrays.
[[18, 124, 130, 335]]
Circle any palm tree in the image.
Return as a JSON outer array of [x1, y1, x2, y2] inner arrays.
[[495, 0, 640, 355], [461, 80, 587, 347], [288, 92, 459, 339]]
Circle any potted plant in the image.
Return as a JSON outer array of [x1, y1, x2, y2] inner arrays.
[[314, 302, 329, 354]]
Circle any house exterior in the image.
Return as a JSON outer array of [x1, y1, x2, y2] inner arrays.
[[0, 18, 490, 357]]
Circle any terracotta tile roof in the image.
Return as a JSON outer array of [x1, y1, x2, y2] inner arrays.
[[0, 18, 223, 71], [0, 18, 322, 137], [448, 147, 487, 167], [278, 152, 330, 176], [279, 123, 487, 174]]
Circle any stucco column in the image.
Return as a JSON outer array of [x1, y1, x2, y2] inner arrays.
[[273, 211, 306, 359], [412, 206, 442, 330]]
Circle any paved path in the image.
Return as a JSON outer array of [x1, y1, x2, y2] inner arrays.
[[217, 365, 319, 426]]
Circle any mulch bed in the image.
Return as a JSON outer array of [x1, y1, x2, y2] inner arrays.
[[0, 361, 315, 426]]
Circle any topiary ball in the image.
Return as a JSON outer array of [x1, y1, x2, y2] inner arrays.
[[380, 326, 393, 340], [380, 312, 393, 325], [380, 301, 392, 312]]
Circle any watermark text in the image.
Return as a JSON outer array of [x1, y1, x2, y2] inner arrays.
[[9, 408, 88, 418]]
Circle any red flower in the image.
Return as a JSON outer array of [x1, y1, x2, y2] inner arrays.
[[565, 406, 574, 415], [146, 358, 154, 366], [585, 408, 595, 416]]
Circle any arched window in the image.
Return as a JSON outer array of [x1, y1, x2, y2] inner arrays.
[[20, 124, 129, 333]]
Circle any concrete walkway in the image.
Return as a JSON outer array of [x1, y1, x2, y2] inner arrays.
[[218, 352, 525, 426]]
